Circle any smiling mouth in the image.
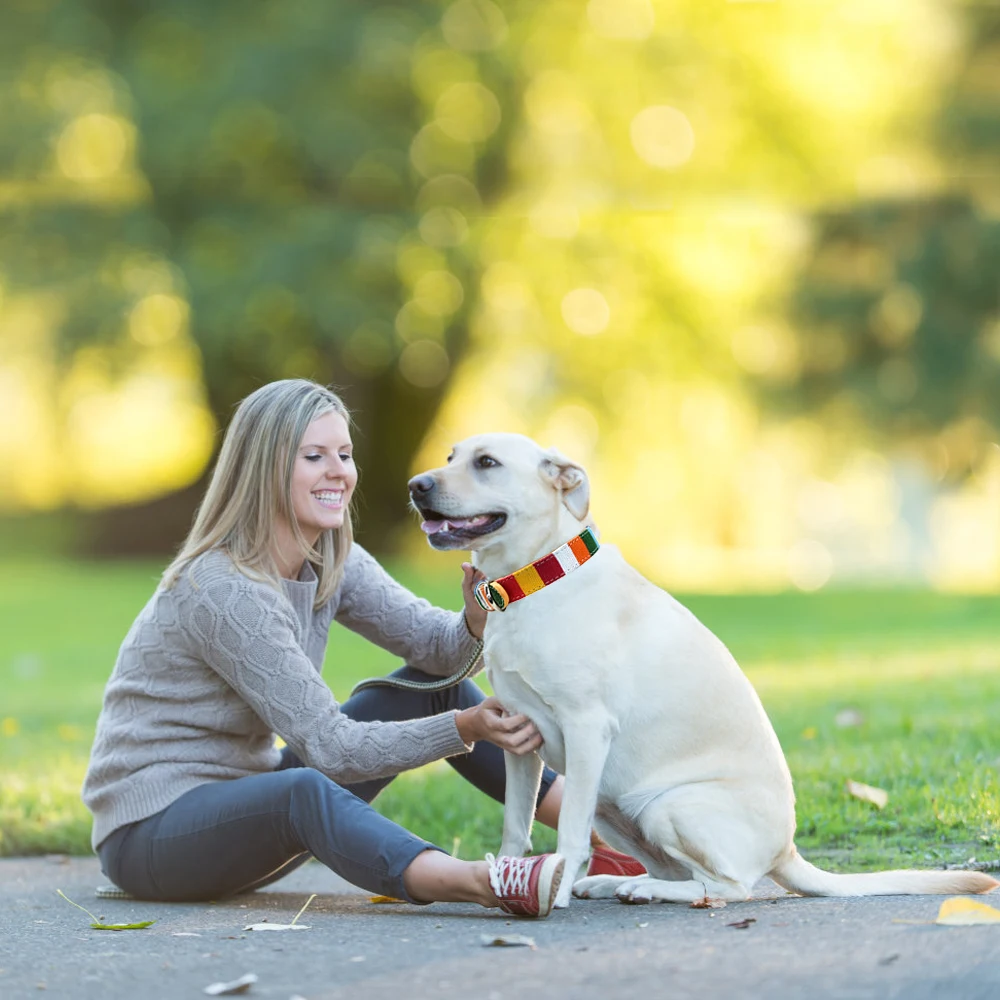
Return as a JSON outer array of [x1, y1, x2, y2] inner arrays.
[[313, 490, 345, 509], [415, 508, 507, 548]]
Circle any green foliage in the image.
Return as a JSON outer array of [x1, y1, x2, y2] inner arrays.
[[782, 6, 1000, 468], [0, 0, 513, 544], [1, 557, 997, 869]]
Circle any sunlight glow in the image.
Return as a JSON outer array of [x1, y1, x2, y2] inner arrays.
[[56, 113, 133, 182], [561, 288, 610, 335], [630, 106, 695, 169], [587, 0, 654, 41]]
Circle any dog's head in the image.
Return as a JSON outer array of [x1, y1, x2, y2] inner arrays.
[[408, 433, 590, 558]]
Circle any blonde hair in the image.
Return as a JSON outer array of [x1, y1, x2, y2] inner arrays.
[[163, 379, 354, 607]]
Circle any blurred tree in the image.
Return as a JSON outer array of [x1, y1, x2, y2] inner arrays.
[[405, 0, 962, 582], [0, 0, 512, 553], [5, 0, 992, 582], [781, 5, 1000, 482]]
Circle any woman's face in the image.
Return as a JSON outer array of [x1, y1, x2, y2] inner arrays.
[[287, 410, 358, 542]]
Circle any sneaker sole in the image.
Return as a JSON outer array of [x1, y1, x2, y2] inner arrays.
[[535, 854, 566, 917]]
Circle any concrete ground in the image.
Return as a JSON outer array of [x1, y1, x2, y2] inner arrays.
[[1, 856, 998, 1000]]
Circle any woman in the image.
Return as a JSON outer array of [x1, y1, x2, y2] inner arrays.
[[83, 379, 636, 918]]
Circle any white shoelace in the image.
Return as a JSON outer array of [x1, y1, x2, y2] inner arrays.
[[485, 853, 532, 898]]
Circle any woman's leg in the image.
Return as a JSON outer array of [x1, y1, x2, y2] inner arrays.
[[98, 768, 465, 904], [339, 666, 561, 816]]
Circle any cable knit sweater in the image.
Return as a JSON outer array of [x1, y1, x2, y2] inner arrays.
[[83, 544, 480, 849]]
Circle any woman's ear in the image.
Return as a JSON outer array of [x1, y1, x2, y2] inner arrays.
[[539, 448, 590, 520]]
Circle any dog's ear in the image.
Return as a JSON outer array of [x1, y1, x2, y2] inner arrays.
[[539, 449, 590, 520]]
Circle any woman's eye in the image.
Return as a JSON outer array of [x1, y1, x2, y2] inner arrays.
[[475, 455, 499, 469], [339, 453, 353, 463], [304, 454, 322, 462]]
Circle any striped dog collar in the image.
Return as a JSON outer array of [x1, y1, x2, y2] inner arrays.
[[474, 527, 599, 612]]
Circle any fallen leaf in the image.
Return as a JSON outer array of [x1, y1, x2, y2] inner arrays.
[[726, 918, 756, 929], [203, 973, 258, 996], [244, 893, 316, 932], [935, 897, 1000, 926], [369, 895, 407, 904], [845, 779, 888, 809], [835, 709, 865, 728], [480, 933, 537, 949], [56, 890, 155, 931], [690, 897, 728, 909], [243, 923, 309, 932]]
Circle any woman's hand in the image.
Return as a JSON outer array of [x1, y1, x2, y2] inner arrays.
[[455, 697, 544, 755], [461, 561, 488, 640]]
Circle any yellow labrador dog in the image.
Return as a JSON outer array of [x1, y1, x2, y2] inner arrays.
[[409, 433, 998, 910]]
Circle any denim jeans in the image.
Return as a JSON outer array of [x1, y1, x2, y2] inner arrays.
[[97, 667, 559, 902]]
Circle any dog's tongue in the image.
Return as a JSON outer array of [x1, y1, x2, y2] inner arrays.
[[420, 515, 488, 535]]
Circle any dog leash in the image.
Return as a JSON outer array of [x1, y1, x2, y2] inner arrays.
[[350, 640, 484, 695]]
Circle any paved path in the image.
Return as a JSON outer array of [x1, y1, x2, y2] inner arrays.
[[1, 856, 998, 1000]]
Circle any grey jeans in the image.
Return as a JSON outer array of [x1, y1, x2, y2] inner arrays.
[[97, 667, 558, 902]]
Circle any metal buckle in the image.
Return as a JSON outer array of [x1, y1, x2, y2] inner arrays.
[[474, 580, 509, 612]]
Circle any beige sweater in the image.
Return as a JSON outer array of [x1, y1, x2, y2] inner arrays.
[[83, 545, 479, 849]]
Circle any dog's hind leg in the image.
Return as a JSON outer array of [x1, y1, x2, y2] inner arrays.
[[616, 875, 750, 904], [573, 874, 642, 899], [612, 787, 765, 905], [499, 750, 544, 858]]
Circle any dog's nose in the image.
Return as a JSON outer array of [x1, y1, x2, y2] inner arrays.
[[408, 474, 436, 497]]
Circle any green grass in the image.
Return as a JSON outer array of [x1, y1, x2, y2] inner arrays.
[[1, 558, 998, 872]]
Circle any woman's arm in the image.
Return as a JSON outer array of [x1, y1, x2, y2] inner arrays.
[[183, 569, 471, 782], [333, 544, 482, 676]]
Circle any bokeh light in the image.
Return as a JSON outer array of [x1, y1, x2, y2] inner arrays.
[[630, 106, 695, 169], [560, 288, 610, 336], [56, 113, 133, 181]]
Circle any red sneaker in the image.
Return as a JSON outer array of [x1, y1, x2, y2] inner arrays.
[[486, 853, 565, 918], [586, 845, 647, 878]]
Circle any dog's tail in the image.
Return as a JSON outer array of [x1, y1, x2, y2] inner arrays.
[[770, 847, 998, 897]]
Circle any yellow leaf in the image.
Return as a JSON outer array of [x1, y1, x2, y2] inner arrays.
[[845, 779, 888, 809], [936, 897, 1000, 926], [369, 895, 406, 904]]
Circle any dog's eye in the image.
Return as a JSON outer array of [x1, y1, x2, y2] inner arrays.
[[475, 454, 500, 470]]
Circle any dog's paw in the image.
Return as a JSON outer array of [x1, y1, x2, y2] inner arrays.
[[553, 881, 574, 909], [614, 876, 655, 905], [572, 874, 633, 900]]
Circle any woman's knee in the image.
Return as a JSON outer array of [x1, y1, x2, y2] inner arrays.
[[285, 767, 359, 822]]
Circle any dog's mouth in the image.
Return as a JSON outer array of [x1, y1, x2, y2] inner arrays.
[[416, 509, 507, 549]]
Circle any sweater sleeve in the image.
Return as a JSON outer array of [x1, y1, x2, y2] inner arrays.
[[333, 544, 482, 677], [183, 571, 471, 782]]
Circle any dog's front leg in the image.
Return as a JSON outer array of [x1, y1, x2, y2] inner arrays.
[[553, 717, 612, 908], [498, 749, 544, 858]]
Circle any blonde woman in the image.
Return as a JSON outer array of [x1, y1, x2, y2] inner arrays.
[[83, 379, 571, 916]]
